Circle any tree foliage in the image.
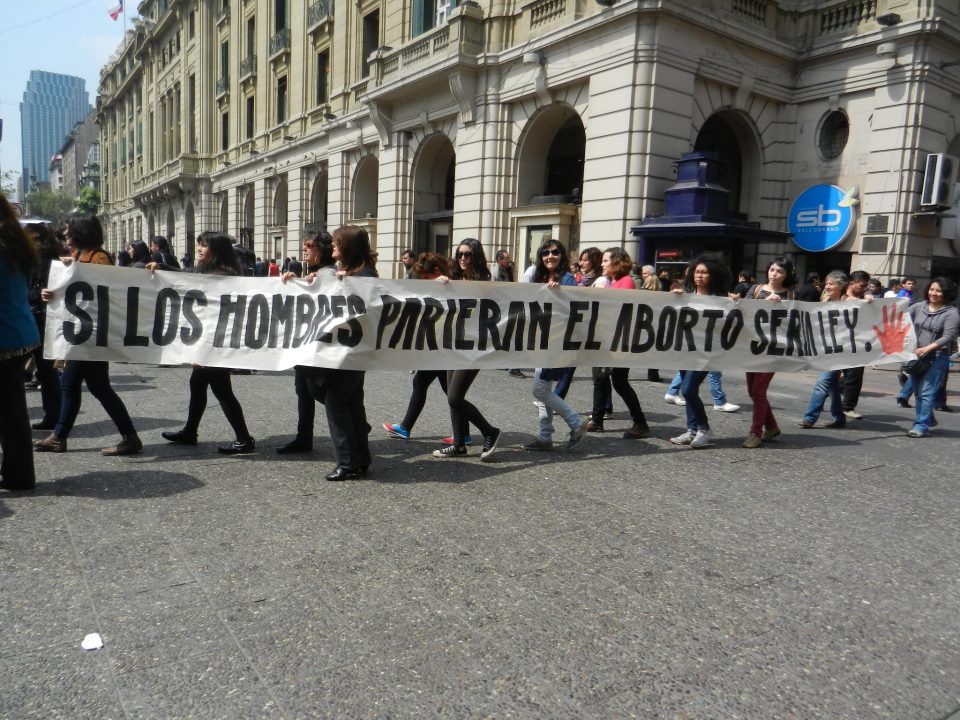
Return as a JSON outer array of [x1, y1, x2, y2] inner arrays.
[[26, 190, 75, 226], [1, 170, 18, 200], [76, 186, 101, 214]]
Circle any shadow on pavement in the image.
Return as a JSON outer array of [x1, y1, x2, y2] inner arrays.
[[41, 470, 204, 499]]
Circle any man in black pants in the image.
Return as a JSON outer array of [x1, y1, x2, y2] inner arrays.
[[841, 270, 871, 420]]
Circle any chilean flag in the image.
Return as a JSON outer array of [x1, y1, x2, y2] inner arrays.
[[109, 0, 123, 20]]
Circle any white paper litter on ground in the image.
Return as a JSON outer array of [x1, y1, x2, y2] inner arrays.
[[81, 633, 103, 651]]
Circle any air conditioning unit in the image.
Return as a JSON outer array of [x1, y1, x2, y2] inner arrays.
[[920, 152, 959, 208], [435, 1, 453, 25]]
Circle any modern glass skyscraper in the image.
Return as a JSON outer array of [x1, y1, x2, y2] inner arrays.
[[20, 70, 91, 197]]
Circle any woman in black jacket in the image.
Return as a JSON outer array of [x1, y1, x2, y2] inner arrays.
[[24, 222, 62, 430], [299, 225, 377, 480], [152, 232, 256, 454]]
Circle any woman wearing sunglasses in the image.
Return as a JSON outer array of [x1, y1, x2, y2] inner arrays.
[[432, 238, 501, 461], [522, 240, 586, 451]]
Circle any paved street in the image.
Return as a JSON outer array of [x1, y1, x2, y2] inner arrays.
[[2, 362, 960, 719]]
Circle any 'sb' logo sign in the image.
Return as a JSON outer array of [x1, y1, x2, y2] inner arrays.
[[788, 185, 856, 252], [795, 205, 842, 228]]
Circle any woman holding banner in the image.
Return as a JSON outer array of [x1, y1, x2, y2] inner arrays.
[[905, 277, 959, 438], [0, 193, 41, 491], [383, 252, 465, 442], [35, 213, 142, 456], [741, 256, 796, 448], [668, 256, 732, 449], [522, 240, 586, 451], [797, 271, 849, 435], [432, 238, 502, 461], [155, 232, 256, 455], [587, 247, 650, 439], [276, 229, 337, 454], [301, 226, 377, 480]]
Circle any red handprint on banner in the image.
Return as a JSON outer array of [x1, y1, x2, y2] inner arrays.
[[872, 304, 909, 355]]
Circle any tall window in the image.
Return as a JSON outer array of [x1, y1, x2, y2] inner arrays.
[[316, 50, 329, 105], [188, 74, 196, 153], [221, 112, 229, 151], [220, 41, 229, 80], [246, 16, 256, 58], [246, 96, 255, 139], [412, 0, 437, 36], [362, 10, 380, 78], [275, 0, 287, 31], [276, 76, 287, 124]]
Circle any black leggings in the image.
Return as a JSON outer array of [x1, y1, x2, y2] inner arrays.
[[401, 370, 449, 430], [184, 367, 251, 440], [446, 370, 496, 445], [593, 368, 646, 424]]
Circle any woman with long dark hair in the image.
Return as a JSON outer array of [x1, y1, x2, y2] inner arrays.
[[383, 252, 459, 441], [24, 221, 62, 431], [742, 256, 796, 446], [432, 238, 502, 460], [300, 226, 378, 480], [35, 213, 142, 456], [906, 276, 959, 437], [587, 247, 649, 439], [0, 193, 42, 490], [276, 229, 337, 454], [668, 255, 732, 449], [523, 240, 585, 451], [129, 240, 151, 268], [158, 231, 256, 454]]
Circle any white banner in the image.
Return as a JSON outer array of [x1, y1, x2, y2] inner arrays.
[[44, 263, 917, 372]]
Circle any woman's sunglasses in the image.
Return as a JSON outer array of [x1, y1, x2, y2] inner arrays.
[[456, 251, 473, 259], [540, 248, 561, 257]]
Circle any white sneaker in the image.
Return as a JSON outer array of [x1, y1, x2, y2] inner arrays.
[[670, 430, 694, 445], [664, 393, 686, 406], [691, 429, 713, 448], [844, 410, 863, 420], [713, 402, 740, 413]]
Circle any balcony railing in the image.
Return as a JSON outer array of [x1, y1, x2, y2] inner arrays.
[[529, 0, 565, 28], [239, 54, 257, 78], [818, 0, 876, 35], [216, 4, 230, 23], [731, 0, 766, 24], [269, 28, 291, 57], [215, 75, 229, 96], [308, 0, 333, 26]]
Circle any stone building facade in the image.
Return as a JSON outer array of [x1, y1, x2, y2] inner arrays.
[[97, 0, 960, 282]]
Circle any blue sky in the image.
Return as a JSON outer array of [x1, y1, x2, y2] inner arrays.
[[0, 0, 137, 194]]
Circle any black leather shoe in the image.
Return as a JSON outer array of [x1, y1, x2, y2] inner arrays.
[[896, 397, 911, 408], [276, 439, 312, 454], [31, 420, 56, 431], [824, 420, 846, 429], [325, 466, 360, 481], [218, 438, 255, 454], [935, 405, 954, 413], [0, 480, 35, 492], [162, 430, 198, 445]]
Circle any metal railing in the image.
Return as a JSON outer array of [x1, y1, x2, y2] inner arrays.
[[269, 27, 291, 56], [216, 4, 230, 23], [239, 54, 257, 78], [215, 76, 229, 96], [308, 0, 333, 26]]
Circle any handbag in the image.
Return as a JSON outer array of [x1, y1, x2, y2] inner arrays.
[[902, 355, 933, 376]]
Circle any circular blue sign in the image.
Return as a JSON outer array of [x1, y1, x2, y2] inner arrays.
[[787, 184, 856, 252]]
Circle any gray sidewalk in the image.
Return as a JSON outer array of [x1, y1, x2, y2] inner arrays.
[[2, 364, 959, 718]]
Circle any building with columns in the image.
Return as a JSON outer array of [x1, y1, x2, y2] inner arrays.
[[97, 0, 960, 283]]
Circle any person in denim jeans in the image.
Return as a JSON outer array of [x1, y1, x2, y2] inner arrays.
[[668, 255, 733, 450], [907, 277, 959, 437], [799, 271, 850, 430], [522, 240, 585, 451], [664, 370, 739, 412]]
